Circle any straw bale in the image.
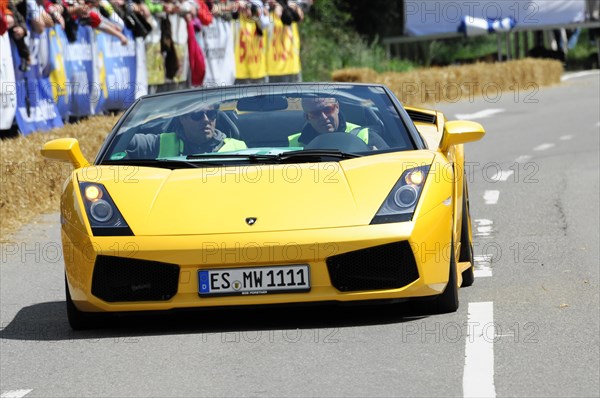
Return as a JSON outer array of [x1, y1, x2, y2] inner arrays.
[[0, 115, 120, 240], [333, 58, 563, 106]]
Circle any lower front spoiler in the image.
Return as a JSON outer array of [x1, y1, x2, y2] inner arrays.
[[71, 282, 447, 313], [72, 295, 442, 329]]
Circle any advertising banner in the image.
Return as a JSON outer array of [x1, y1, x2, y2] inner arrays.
[[171, 14, 189, 83], [266, 16, 300, 77], [405, 0, 586, 36], [198, 17, 235, 86], [97, 29, 137, 110], [234, 16, 267, 80], [145, 16, 165, 86], [135, 37, 148, 98], [11, 31, 63, 135], [64, 27, 98, 117], [0, 33, 17, 130], [47, 26, 70, 120]]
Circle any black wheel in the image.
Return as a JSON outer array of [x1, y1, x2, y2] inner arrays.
[[433, 239, 459, 313], [65, 277, 102, 330], [459, 185, 475, 287]]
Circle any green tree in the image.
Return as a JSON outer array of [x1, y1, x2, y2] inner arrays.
[[300, 0, 413, 81]]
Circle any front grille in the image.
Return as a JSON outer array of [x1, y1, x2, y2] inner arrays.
[[407, 110, 437, 124], [92, 256, 180, 302], [326, 241, 419, 292]]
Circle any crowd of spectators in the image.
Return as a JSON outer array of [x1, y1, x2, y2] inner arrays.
[[1, 0, 312, 72]]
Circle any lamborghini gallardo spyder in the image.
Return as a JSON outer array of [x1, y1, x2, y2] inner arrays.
[[41, 83, 485, 329]]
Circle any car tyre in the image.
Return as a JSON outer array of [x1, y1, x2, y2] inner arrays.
[[460, 186, 475, 287], [65, 276, 101, 330], [433, 239, 459, 313]]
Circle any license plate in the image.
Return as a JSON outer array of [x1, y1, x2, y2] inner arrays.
[[198, 265, 310, 297]]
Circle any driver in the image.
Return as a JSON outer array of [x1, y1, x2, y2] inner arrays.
[[288, 97, 388, 150], [126, 105, 247, 158]]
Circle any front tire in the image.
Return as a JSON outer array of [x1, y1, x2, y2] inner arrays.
[[459, 184, 475, 287], [65, 277, 102, 330], [433, 240, 459, 313]]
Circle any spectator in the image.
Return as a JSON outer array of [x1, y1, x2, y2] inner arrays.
[[1, 0, 31, 70], [268, 0, 302, 25], [235, 0, 269, 35], [70, 0, 128, 45], [110, 0, 154, 38], [194, 0, 212, 26], [25, 0, 55, 33]]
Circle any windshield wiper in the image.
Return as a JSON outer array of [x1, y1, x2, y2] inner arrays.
[[103, 159, 224, 169], [276, 149, 361, 161], [186, 154, 279, 162], [186, 150, 361, 163]]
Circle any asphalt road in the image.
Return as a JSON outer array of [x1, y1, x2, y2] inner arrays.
[[1, 72, 599, 398]]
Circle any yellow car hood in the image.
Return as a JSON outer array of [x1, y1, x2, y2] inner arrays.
[[79, 151, 442, 236]]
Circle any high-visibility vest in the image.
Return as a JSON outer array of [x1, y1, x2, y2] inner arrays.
[[287, 122, 369, 147], [158, 133, 247, 157]]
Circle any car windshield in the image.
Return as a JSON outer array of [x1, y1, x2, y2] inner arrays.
[[100, 84, 416, 166]]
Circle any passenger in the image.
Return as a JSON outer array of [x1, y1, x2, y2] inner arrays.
[[288, 97, 388, 150], [126, 105, 247, 158]]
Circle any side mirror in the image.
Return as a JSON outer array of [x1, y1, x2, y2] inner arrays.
[[439, 120, 485, 152], [41, 138, 90, 169]]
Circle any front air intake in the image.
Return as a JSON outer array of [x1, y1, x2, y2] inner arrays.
[[326, 241, 419, 292], [92, 255, 180, 302]]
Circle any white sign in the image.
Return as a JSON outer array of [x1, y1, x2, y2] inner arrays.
[[199, 18, 235, 87], [0, 33, 17, 130], [406, 0, 586, 36]]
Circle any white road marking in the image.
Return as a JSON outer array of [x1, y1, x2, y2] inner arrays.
[[455, 109, 505, 120], [474, 255, 493, 277], [514, 155, 532, 163], [533, 143, 555, 151], [0, 390, 33, 398], [463, 302, 496, 398], [489, 170, 514, 182], [474, 219, 494, 237], [561, 70, 600, 81], [559, 135, 573, 141], [483, 190, 500, 205], [476, 226, 493, 235]]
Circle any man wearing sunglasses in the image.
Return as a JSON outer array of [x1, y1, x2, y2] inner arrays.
[[288, 97, 388, 150], [126, 105, 247, 159]]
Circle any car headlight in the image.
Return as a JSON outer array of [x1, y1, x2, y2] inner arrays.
[[79, 182, 133, 236], [371, 165, 430, 224]]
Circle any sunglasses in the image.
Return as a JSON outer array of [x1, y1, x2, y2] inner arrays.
[[188, 109, 218, 121], [305, 104, 337, 120]]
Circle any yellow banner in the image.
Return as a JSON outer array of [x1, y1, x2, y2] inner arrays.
[[234, 16, 268, 79], [266, 15, 301, 77]]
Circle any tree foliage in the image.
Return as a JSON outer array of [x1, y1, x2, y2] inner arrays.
[[299, 0, 413, 81]]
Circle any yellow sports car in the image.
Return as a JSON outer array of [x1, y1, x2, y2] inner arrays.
[[42, 83, 485, 329]]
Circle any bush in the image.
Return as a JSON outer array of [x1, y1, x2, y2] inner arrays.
[[299, 1, 414, 81]]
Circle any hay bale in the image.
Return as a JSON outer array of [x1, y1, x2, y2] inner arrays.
[[334, 59, 563, 107], [332, 68, 378, 83], [0, 115, 120, 240]]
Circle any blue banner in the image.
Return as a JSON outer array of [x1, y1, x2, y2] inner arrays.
[[47, 27, 71, 120], [64, 27, 98, 117], [11, 31, 63, 135], [97, 29, 137, 111]]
